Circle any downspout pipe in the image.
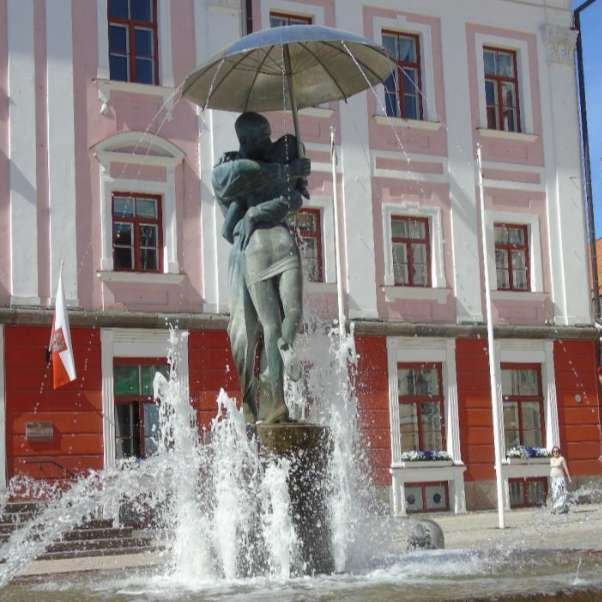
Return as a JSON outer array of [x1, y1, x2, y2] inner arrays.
[[244, 0, 253, 34], [574, 1, 599, 333]]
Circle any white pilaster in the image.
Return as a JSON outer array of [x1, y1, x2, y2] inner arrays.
[[539, 23, 590, 325], [0, 325, 6, 489], [7, 0, 39, 305], [194, 0, 241, 313], [47, 0, 78, 304], [165, 167, 179, 273], [440, 13, 483, 323], [544, 340, 560, 448], [100, 329, 116, 470], [334, 0, 378, 319], [445, 339, 462, 464], [158, 0, 174, 87], [97, 0, 109, 79]]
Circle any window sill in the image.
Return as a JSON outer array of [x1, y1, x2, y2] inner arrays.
[[503, 457, 550, 466], [382, 286, 450, 305], [95, 79, 176, 114], [491, 290, 547, 302], [304, 281, 337, 294], [299, 107, 334, 119], [96, 271, 186, 285], [392, 460, 454, 469], [477, 128, 539, 143], [373, 115, 442, 131]]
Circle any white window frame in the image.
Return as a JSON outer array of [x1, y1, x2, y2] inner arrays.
[[97, 0, 174, 86], [101, 328, 189, 470], [382, 202, 446, 289], [372, 15, 437, 123], [298, 196, 335, 289], [262, 0, 323, 28], [486, 211, 544, 296], [92, 132, 184, 276], [496, 339, 559, 509], [475, 33, 534, 135], [387, 337, 466, 515]]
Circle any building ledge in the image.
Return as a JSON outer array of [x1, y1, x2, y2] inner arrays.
[[95, 79, 176, 115], [477, 128, 539, 143], [491, 290, 547, 302], [96, 271, 186, 285], [383, 286, 450, 304], [373, 115, 442, 131], [502, 457, 550, 465], [299, 107, 334, 118]]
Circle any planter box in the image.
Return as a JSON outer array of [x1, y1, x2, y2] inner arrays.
[[503, 457, 550, 465], [396, 460, 454, 469]]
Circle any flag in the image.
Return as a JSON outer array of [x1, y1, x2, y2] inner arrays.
[[49, 264, 76, 389]]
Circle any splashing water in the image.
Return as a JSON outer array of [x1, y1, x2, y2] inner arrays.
[[0, 322, 371, 587]]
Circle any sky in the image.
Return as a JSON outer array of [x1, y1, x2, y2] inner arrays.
[[574, 0, 602, 235]]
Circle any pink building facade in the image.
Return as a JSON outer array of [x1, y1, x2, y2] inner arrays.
[[1, 0, 600, 513]]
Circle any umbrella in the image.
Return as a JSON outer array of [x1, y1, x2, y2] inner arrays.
[[180, 24, 396, 152]]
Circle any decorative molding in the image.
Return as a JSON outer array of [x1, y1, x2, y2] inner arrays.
[[299, 107, 334, 118], [383, 286, 450, 304], [96, 271, 186, 285], [478, 128, 539, 143], [373, 115, 442, 131], [541, 24, 578, 65], [95, 79, 177, 116], [491, 291, 547, 302], [260, 0, 324, 28]]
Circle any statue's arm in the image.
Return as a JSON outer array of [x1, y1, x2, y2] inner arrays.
[[212, 157, 286, 201], [222, 200, 246, 244]]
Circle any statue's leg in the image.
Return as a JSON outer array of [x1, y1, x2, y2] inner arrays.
[[247, 277, 288, 423], [277, 267, 303, 381], [279, 266, 303, 346]]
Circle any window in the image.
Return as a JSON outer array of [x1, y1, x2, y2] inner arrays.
[[112, 193, 163, 272], [270, 12, 312, 27], [509, 477, 547, 508], [113, 359, 168, 459], [405, 482, 449, 513], [391, 216, 430, 287], [495, 224, 529, 291], [382, 31, 422, 120], [398, 363, 445, 452], [484, 47, 520, 132], [108, 0, 158, 84], [291, 208, 323, 283], [502, 364, 544, 450]]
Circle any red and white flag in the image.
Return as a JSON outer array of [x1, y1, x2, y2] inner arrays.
[[49, 264, 76, 389]]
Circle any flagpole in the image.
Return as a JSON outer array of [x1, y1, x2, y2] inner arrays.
[[477, 143, 506, 529], [330, 126, 346, 337]]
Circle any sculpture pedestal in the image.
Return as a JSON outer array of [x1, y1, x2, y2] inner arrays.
[[256, 422, 334, 575]]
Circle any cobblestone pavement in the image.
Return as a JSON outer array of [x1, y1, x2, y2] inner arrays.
[[425, 503, 602, 552]]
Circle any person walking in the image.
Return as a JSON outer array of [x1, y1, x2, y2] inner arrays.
[[550, 446, 572, 514]]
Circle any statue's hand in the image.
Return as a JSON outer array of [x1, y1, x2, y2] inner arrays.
[[239, 207, 258, 250], [287, 158, 311, 178]]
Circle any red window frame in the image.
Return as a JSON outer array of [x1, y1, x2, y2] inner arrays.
[[293, 208, 323, 283], [108, 0, 159, 84], [391, 215, 431, 287], [405, 481, 450, 513], [382, 30, 423, 120], [112, 192, 163, 273], [494, 223, 530, 292], [113, 357, 167, 459], [484, 46, 521, 133], [508, 477, 548, 509], [398, 362, 445, 452], [269, 12, 312, 26], [501, 363, 545, 449]]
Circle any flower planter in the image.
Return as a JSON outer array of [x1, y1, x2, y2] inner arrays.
[[398, 460, 454, 468], [504, 457, 550, 465]]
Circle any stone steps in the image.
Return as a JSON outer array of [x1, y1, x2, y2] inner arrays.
[[0, 500, 159, 560]]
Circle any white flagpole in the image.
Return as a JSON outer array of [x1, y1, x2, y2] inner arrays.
[[330, 126, 346, 337], [477, 143, 506, 529]]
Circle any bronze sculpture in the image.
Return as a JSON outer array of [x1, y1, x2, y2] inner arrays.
[[212, 112, 311, 424]]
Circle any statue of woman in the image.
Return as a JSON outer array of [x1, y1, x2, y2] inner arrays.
[[212, 112, 310, 424]]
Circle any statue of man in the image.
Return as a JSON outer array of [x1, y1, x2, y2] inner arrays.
[[212, 112, 310, 424]]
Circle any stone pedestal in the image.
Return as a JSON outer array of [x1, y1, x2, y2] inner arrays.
[[255, 422, 334, 575]]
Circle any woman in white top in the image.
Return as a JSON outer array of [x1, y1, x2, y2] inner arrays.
[[550, 446, 572, 514]]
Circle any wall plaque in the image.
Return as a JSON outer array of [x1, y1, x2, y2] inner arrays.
[[25, 421, 54, 442]]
